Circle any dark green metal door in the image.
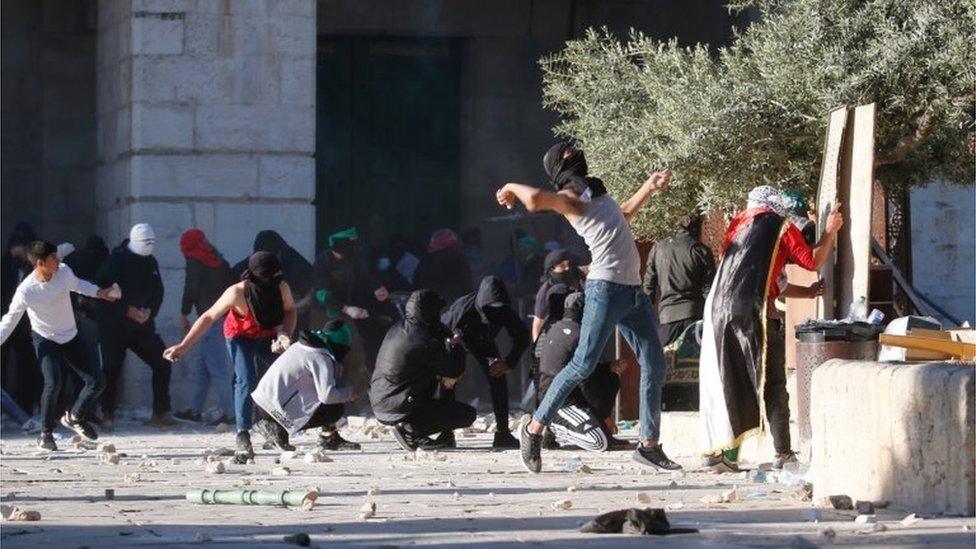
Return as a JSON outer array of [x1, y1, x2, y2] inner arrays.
[[316, 37, 460, 250]]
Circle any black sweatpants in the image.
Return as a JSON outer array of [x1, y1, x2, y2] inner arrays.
[[658, 317, 697, 347], [764, 319, 791, 454], [300, 403, 345, 432], [99, 321, 171, 416], [401, 398, 476, 439], [1, 324, 41, 413], [474, 356, 509, 431], [32, 332, 104, 433]]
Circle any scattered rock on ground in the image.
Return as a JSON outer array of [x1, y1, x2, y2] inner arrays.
[[194, 531, 211, 543], [901, 513, 923, 527], [205, 461, 225, 475], [359, 502, 376, 520], [854, 514, 877, 525], [552, 499, 573, 511], [827, 495, 853, 510], [855, 500, 875, 514], [1, 505, 41, 521], [282, 532, 310, 546], [636, 492, 652, 504]]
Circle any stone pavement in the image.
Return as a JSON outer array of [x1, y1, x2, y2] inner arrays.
[[1, 418, 973, 548]]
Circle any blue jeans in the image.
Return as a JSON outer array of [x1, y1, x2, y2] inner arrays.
[[533, 279, 667, 441], [226, 336, 273, 432], [189, 322, 234, 418]]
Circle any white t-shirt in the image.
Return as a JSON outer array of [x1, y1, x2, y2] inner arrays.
[[0, 264, 99, 345]]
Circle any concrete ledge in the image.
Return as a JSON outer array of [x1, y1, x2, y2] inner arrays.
[[810, 359, 975, 516]]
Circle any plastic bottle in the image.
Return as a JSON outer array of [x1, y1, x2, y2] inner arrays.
[[867, 308, 885, 325], [849, 296, 868, 321]]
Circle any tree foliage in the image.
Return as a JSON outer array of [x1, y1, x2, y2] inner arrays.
[[541, 0, 975, 240]]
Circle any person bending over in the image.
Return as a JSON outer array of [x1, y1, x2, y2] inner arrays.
[[441, 276, 530, 448], [371, 290, 474, 450]]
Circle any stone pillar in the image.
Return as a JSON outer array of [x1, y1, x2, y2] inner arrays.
[[96, 0, 315, 412]]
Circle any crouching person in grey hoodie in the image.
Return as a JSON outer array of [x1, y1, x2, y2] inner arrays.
[[251, 319, 358, 451]]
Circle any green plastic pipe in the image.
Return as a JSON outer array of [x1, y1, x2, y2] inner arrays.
[[186, 489, 318, 508]]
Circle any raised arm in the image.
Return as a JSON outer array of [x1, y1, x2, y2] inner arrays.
[[496, 183, 585, 219], [811, 202, 844, 270], [620, 170, 671, 222], [164, 284, 238, 360]]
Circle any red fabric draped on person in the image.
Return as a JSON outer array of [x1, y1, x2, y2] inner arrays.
[[179, 229, 222, 268]]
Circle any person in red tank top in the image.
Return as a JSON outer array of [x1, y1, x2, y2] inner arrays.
[[165, 251, 296, 461]]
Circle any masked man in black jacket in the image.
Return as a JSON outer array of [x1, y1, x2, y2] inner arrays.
[[441, 276, 530, 448], [370, 290, 474, 450], [96, 223, 173, 430]]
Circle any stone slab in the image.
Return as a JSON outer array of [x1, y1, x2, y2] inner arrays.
[[810, 360, 975, 516]]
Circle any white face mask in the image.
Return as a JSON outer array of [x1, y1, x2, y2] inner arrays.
[[128, 239, 155, 257]]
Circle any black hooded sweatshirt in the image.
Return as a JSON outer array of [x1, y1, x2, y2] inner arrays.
[[369, 290, 465, 423], [538, 292, 618, 417], [441, 276, 530, 367], [232, 230, 313, 300], [96, 240, 164, 329]]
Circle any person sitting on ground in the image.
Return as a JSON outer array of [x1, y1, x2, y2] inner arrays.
[[251, 319, 359, 450], [370, 290, 473, 450], [0, 241, 118, 450], [173, 229, 236, 426], [441, 276, 530, 449], [164, 251, 296, 462], [537, 292, 628, 452]]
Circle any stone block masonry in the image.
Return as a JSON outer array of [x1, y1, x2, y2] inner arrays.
[[810, 359, 975, 516], [96, 0, 316, 412]]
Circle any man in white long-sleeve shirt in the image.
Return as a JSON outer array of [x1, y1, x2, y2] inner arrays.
[[0, 241, 118, 450]]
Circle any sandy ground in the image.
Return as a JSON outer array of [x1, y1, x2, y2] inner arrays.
[[1, 418, 973, 548]]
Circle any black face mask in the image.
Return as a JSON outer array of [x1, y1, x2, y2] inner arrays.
[[330, 344, 350, 362], [481, 304, 507, 326], [550, 270, 579, 287]]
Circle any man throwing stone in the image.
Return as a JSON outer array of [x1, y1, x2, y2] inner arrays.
[[496, 142, 680, 473]]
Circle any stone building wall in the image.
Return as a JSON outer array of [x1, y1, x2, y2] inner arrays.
[[96, 0, 316, 412]]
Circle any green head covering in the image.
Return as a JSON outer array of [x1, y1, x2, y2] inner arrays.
[[327, 227, 359, 248], [313, 320, 352, 349]]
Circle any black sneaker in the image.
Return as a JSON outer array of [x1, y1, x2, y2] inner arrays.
[[607, 435, 633, 451], [37, 432, 57, 451], [234, 430, 254, 463], [433, 430, 456, 449], [633, 444, 682, 471], [492, 430, 519, 449], [173, 410, 203, 423], [61, 412, 98, 441], [518, 417, 542, 474], [255, 418, 295, 451], [702, 453, 739, 473], [391, 423, 417, 451], [318, 431, 362, 451]]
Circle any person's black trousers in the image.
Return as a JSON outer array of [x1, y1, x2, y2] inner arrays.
[[32, 332, 104, 433], [764, 319, 791, 454], [1, 322, 41, 413], [402, 398, 477, 439], [99, 321, 171, 416], [657, 317, 697, 347], [475, 356, 510, 431], [300, 403, 345, 432]]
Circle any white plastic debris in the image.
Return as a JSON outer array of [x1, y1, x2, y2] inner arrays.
[[303, 450, 333, 463], [551, 499, 573, 511], [901, 513, 923, 527], [854, 514, 877, 525], [359, 501, 376, 520]]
